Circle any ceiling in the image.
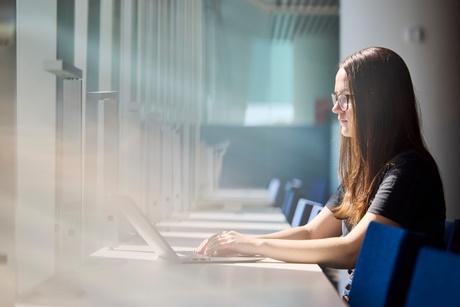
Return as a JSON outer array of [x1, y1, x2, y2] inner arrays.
[[209, 0, 340, 41]]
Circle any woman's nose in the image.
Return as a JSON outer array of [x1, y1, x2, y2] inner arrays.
[[331, 101, 342, 114]]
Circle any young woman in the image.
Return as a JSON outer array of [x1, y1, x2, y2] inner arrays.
[[195, 47, 446, 270]]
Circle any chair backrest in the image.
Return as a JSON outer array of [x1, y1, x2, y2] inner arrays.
[[348, 222, 427, 307], [273, 182, 285, 208], [281, 179, 303, 224], [444, 219, 460, 253], [291, 198, 323, 227], [267, 177, 281, 204], [405, 247, 460, 307], [280, 181, 293, 215], [306, 178, 327, 204]]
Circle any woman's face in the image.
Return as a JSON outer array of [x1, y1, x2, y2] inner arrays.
[[332, 68, 354, 138]]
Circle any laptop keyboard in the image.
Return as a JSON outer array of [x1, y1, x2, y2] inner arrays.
[[176, 250, 213, 261]]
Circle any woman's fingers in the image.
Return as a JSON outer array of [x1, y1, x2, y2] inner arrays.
[[203, 233, 226, 255], [204, 231, 240, 256], [194, 231, 227, 254]]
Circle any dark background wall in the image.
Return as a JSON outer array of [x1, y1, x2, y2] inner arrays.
[[201, 125, 331, 203]]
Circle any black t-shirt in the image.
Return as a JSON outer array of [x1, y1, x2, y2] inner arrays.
[[326, 149, 446, 246]]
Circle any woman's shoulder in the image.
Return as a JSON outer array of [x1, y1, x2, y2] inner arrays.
[[386, 148, 441, 183], [392, 148, 423, 160], [388, 148, 432, 169]]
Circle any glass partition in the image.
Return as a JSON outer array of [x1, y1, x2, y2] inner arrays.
[[203, 0, 339, 126]]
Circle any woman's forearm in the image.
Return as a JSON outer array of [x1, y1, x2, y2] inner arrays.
[[255, 236, 359, 269], [255, 225, 311, 240]]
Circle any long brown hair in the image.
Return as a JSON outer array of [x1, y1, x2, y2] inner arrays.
[[332, 47, 435, 226]]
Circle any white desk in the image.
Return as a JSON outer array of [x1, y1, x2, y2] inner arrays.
[[196, 188, 275, 210], [16, 257, 344, 307], [200, 188, 272, 200], [16, 209, 344, 306], [171, 210, 286, 223], [156, 220, 289, 235], [156, 211, 290, 246], [156, 214, 287, 246]]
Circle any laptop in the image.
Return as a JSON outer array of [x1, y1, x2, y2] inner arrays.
[[110, 195, 265, 264]]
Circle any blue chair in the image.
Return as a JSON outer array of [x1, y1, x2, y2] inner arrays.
[[405, 247, 460, 307], [266, 177, 282, 206], [444, 219, 460, 253], [306, 178, 327, 204], [291, 198, 323, 227], [347, 222, 428, 307], [280, 179, 303, 224]]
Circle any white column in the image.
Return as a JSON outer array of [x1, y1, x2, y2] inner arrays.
[[16, 0, 57, 294]]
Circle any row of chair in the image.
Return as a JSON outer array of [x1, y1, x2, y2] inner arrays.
[[347, 220, 460, 307], [277, 178, 325, 227], [275, 178, 326, 227]]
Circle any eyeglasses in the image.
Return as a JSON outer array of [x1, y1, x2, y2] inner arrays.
[[331, 93, 353, 111]]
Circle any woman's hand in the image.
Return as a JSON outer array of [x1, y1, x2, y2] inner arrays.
[[194, 231, 260, 256]]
